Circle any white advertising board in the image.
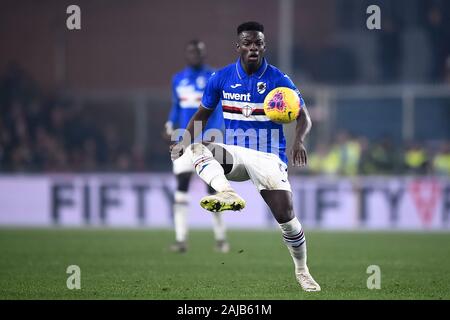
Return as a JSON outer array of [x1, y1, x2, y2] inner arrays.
[[0, 175, 449, 230]]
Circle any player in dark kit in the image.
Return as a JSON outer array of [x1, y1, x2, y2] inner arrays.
[[171, 22, 320, 291]]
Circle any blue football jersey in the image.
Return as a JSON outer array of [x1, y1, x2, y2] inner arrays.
[[201, 58, 305, 164], [168, 66, 224, 132]]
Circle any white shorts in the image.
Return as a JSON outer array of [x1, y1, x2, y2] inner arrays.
[[173, 151, 195, 175], [214, 143, 292, 192]]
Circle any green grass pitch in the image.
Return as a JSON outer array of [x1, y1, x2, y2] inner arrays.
[[0, 228, 449, 299]]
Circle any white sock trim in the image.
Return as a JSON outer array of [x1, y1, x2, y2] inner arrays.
[[279, 217, 307, 270], [210, 175, 232, 193], [187, 143, 231, 192], [174, 201, 188, 242], [211, 212, 226, 241], [174, 191, 189, 203]]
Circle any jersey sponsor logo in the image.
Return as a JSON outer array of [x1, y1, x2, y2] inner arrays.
[[241, 105, 253, 117], [222, 90, 251, 102], [257, 82, 267, 94]]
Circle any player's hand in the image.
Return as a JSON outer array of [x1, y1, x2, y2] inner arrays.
[[291, 141, 308, 167], [170, 142, 185, 161], [162, 130, 172, 143], [162, 121, 174, 143]]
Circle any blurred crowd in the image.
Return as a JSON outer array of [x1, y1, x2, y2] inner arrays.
[[304, 132, 450, 176], [423, 1, 450, 83], [0, 63, 146, 172], [296, 0, 450, 84], [0, 64, 449, 175], [380, 0, 450, 84]]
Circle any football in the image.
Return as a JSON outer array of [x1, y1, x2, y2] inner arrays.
[[263, 87, 300, 124]]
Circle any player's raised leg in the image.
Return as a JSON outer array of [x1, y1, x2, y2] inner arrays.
[[186, 142, 245, 212], [261, 190, 321, 292]]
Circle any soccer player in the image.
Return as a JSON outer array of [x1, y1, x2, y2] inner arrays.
[[165, 40, 229, 253], [171, 22, 321, 291]]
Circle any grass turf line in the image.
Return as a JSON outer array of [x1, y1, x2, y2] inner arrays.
[[0, 229, 449, 299]]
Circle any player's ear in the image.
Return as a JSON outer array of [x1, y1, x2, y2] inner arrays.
[[235, 42, 240, 52]]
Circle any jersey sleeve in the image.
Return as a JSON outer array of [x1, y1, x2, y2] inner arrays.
[[168, 76, 180, 125], [277, 74, 306, 107], [201, 72, 221, 110]]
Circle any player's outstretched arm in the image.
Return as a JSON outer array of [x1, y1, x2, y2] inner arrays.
[[291, 105, 312, 167], [170, 104, 213, 160]]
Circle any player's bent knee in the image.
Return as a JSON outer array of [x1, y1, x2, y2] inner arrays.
[[188, 143, 212, 157], [261, 189, 295, 224]]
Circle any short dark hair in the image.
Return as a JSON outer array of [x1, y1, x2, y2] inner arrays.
[[237, 21, 264, 35]]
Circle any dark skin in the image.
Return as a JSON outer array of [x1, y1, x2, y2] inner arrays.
[[171, 31, 312, 224], [186, 41, 206, 70]]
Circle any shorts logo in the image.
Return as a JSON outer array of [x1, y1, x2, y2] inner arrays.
[[279, 163, 288, 182], [242, 105, 253, 117], [257, 82, 267, 94]]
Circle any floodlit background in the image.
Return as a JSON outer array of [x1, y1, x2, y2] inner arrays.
[[0, 0, 449, 228], [1, 0, 450, 301]]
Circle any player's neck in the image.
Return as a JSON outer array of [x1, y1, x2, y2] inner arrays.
[[240, 60, 262, 76], [189, 64, 204, 71]]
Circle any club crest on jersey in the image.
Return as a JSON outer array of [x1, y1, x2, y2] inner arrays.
[[241, 105, 253, 117], [257, 82, 267, 94], [196, 76, 206, 89]]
